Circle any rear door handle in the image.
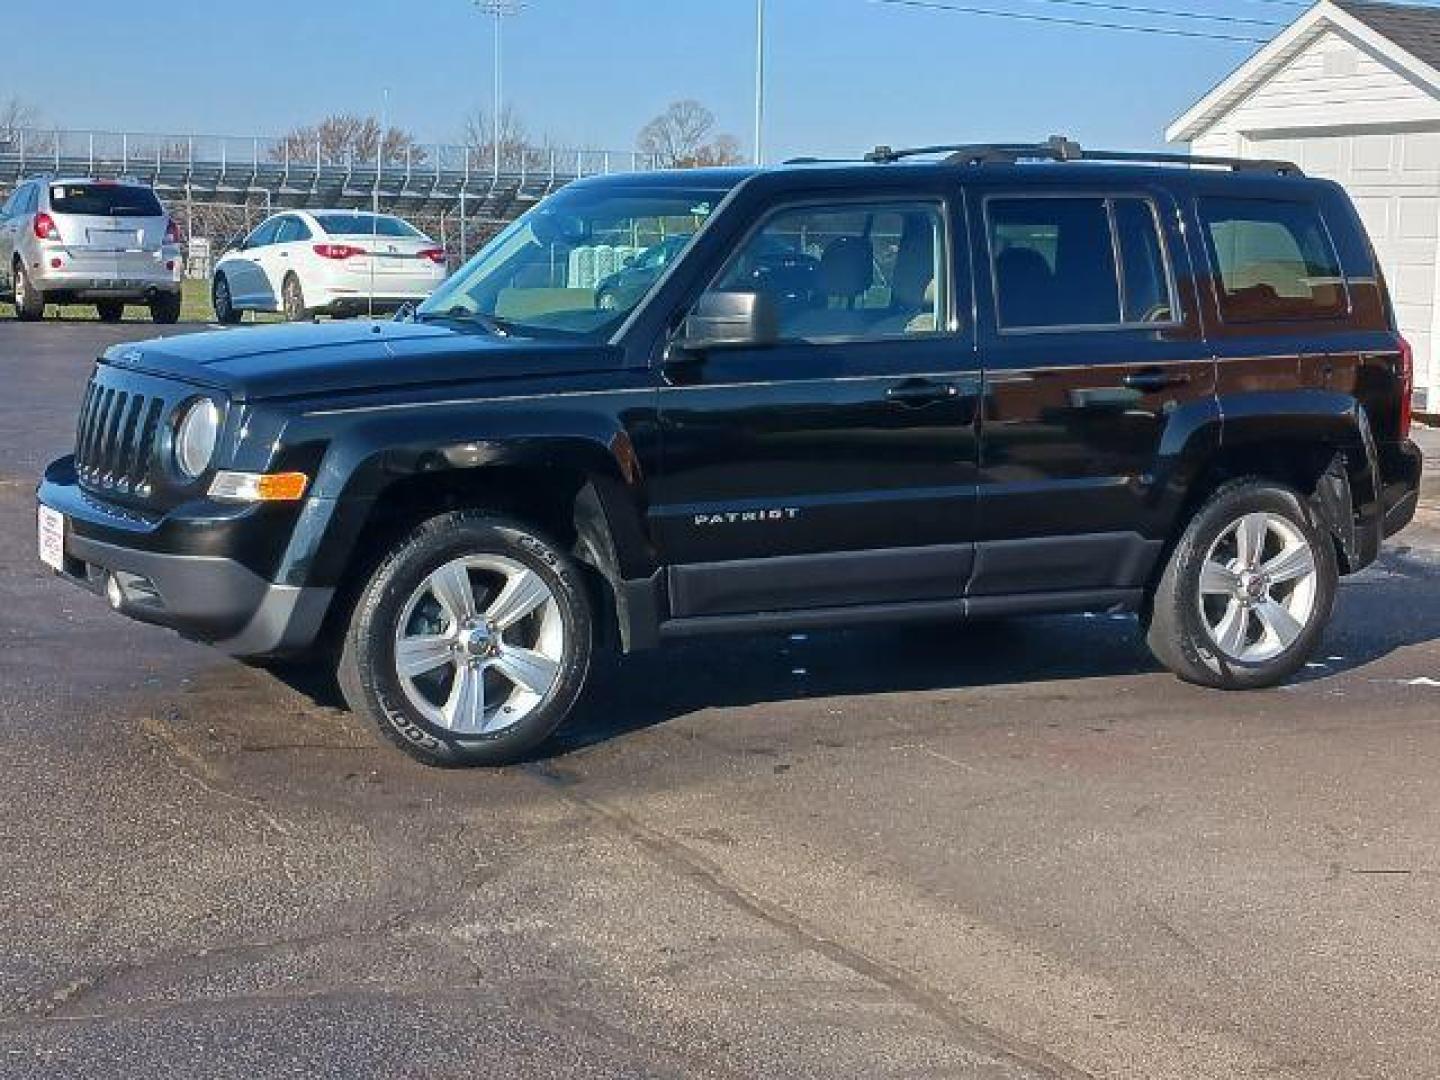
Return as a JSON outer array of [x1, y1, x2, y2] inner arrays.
[[887, 379, 959, 406], [1122, 369, 1191, 392]]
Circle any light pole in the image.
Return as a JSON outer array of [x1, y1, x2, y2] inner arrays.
[[474, 0, 524, 158], [754, 0, 766, 165]]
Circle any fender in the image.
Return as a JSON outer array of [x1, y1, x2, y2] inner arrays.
[[1211, 389, 1382, 571], [266, 398, 658, 593]]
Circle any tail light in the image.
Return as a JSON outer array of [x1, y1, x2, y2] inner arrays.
[[313, 243, 367, 260], [1398, 334, 1414, 440], [164, 219, 182, 245], [418, 247, 446, 265], [33, 212, 59, 241]]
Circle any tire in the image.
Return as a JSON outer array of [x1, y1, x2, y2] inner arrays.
[[95, 300, 125, 323], [149, 291, 181, 324], [337, 511, 593, 766], [12, 260, 43, 321], [281, 274, 311, 322], [212, 274, 241, 324], [1146, 479, 1338, 690]]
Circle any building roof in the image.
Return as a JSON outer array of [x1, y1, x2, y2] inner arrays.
[[1168, 1, 1440, 143], [1334, 1, 1440, 70]]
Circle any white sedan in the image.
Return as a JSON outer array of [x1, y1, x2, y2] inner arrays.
[[211, 209, 447, 322]]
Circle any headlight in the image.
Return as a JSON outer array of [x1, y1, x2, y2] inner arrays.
[[173, 398, 221, 479]]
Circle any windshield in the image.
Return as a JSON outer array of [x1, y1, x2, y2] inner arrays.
[[316, 213, 421, 238], [418, 183, 728, 339]]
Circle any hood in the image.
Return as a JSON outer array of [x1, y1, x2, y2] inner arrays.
[[102, 320, 626, 401]]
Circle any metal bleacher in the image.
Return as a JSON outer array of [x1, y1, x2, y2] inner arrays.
[[0, 127, 658, 229]]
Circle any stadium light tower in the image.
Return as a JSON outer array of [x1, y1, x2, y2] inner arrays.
[[474, 0, 525, 143], [754, 0, 766, 165]]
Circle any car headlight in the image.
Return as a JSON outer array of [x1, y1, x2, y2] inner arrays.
[[173, 398, 221, 479]]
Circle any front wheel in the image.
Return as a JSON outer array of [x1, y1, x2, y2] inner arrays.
[[338, 511, 593, 766], [212, 274, 241, 324], [1147, 480, 1338, 690]]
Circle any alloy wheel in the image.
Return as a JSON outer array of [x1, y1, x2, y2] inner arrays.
[[1197, 511, 1319, 663], [393, 554, 564, 735]]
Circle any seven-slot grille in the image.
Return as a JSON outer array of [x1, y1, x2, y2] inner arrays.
[[74, 373, 170, 498]]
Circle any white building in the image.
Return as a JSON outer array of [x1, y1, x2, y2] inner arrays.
[[1169, 0, 1440, 413]]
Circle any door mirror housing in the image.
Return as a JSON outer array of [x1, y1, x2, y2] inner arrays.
[[680, 290, 778, 350]]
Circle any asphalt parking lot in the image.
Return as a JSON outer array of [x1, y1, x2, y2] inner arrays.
[[3, 320, 1440, 1079]]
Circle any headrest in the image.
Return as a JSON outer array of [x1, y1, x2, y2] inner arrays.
[[819, 236, 874, 298]]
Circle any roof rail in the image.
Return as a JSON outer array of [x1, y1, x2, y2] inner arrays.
[[863, 135, 1303, 176]]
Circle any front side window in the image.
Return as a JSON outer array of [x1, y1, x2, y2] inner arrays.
[[987, 195, 1177, 331], [420, 182, 730, 339], [1199, 197, 1346, 322], [245, 219, 281, 248], [273, 217, 306, 244], [704, 200, 946, 341]]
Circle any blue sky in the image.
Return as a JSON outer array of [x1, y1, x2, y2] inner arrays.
[[7, 0, 1317, 157]]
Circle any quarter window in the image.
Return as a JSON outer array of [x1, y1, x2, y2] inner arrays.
[[706, 201, 947, 341], [1199, 198, 1345, 322], [987, 196, 1177, 331]]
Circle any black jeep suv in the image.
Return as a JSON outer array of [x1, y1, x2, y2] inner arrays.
[[38, 138, 1424, 766]]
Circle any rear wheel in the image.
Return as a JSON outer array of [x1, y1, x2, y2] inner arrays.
[[149, 291, 181, 324], [212, 274, 240, 324], [95, 300, 125, 323], [1147, 480, 1337, 690], [338, 511, 593, 766], [281, 274, 311, 322], [12, 260, 43, 321]]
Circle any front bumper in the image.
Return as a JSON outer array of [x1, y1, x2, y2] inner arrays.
[[37, 457, 332, 657]]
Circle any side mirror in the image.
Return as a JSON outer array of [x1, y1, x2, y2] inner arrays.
[[679, 290, 778, 351]]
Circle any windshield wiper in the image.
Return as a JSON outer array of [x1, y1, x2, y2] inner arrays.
[[415, 306, 513, 337]]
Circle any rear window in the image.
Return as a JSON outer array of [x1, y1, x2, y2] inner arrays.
[[48, 184, 163, 218], [1199, 197, 1346, 322], [315, 213, 421, 238]]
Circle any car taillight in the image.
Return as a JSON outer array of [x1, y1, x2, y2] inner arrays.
[[164, 219, 182, 245], [313, 243, 367, 260], [1398, 334, 1414, 440], [33, 212, 59, 241], [418, 247, 446, 265]]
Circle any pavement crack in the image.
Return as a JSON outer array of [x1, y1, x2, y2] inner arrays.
[[522, 761, 1094, 1080]]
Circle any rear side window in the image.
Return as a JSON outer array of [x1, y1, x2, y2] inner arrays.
[[48, 184, 162, 218], [316, 213, 420, 238], [1198, 197, 1346, 322], [987, 196, 1176, 331]]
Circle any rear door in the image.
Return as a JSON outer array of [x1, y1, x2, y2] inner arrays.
[[968, 181, 1215, 605], [653, 191, 983, 620], [262, 214, 310, 299]]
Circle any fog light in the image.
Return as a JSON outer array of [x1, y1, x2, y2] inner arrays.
[[104, 573, 124, 610], [209, 470, 309, 503]]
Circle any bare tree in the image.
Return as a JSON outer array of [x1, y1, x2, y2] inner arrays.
[[272, 114, 426, 166], [0, 96, 39, 143], [636, 100, 743, 169], [461, 105, 550, 169]]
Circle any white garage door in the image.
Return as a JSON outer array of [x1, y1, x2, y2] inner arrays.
[[1248, 130, 1440, 410]]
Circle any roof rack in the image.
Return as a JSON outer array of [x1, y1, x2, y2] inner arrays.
[[862, 135, 1303, 176]]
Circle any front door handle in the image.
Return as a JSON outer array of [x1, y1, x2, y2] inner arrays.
[[887, 379, 959, 406], [1122, 369, 1191, 393]]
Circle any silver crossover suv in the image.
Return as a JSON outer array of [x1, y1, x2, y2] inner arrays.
[[0, 177, 183, 323]]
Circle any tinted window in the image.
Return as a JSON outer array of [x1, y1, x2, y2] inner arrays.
[[1114, 199, 1175, 323], [48, 183, 162, 218], [245, 219, 281, 248], [1199, 198, 1345, 322], [989, 198, 1119, 329], [315, 213, 421, 238], [710, 201, 946, 341], [273, 216, 310, 243], [988, 196, 1177, 330]]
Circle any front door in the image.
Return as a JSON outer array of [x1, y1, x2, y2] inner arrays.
[[653, 195, 981, 620], [967, 184, 1216, 605]]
